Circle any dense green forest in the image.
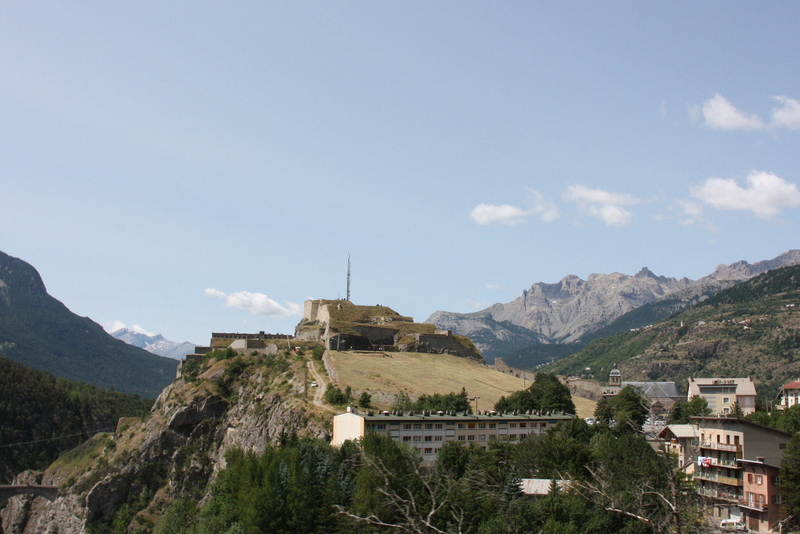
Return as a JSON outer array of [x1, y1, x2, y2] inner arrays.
[[0, 354, 152, 483], [145, 420, 698, 534]]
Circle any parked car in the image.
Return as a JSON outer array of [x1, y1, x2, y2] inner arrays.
[[311, 381, 318, 387], [719, 518, 747, 532]]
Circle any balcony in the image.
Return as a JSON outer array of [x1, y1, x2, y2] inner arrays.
[[694, 471, 743, 486], [738, 498, 768, 512], [697, 486, 740, 503], [699, 441, 742, 453], [712, 457, 741, 469]]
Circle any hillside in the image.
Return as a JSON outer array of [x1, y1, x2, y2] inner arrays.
[[541, 264, 800, 397], [429, 250, 800, 364], [0, 355, 151, 483], [324, 349, 595, 418], [0, 251, 178, 398], [1, 346, 330, 534]]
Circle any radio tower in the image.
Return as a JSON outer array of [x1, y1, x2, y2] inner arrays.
[[346, 254, 351, 302]]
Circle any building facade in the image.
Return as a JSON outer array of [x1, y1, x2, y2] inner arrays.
[[693, 417, 789, 532], [601, 365, 683, 416], [333, 408, 573, 464], [687, 377, 757, 416], [777, 380, 800, 410]]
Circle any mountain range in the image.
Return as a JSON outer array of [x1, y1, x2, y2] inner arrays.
[[427, 250, 800, 365], [109, 328, 197, 360], [542, 262, 800, 395], [0, 251, 178, 398]]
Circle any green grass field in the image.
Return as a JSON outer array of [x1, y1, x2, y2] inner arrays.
[[326, 350, 595, 418]]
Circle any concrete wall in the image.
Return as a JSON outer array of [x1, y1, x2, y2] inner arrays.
[[332, 412, 365, 447]]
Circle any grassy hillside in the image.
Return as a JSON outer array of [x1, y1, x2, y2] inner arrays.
[[326, 350, 595, 418], [541, 264, 800, 398]]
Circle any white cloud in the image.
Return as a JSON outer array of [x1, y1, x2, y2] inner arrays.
[[205, 289, 301, 317], [527, 189, 560, 222], [102, 321, 156, 336], [485, 283, 501, 290], [469, 189, 559, 226], [699, 93, 765, 130], [691, 171, 800, 219], [103, 320, 127, 333], [562, 185, 641, 227], [470, 203, 530, 226], [771, 96, 800, 129], [676, 199, 720, 232]]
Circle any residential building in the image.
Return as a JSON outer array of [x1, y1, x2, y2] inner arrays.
[[687, 377, 757, 416], [738, 458, 783, 533], [600, 365, 683, 416], [777, 380, 800, 410], [332, 407, 573, 465], [693, 417, 790, 532], [657, 424, 699, 474]]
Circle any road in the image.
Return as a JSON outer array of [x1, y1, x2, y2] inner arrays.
[[307, 359, 335, 413]]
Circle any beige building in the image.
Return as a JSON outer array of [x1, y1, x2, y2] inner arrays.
[[333, 408, 573, 464], [687, 377, 757, 416], [693, 417, 790, 532]]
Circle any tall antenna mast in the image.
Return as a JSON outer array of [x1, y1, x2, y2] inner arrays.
[[346, 254, 351, 302]]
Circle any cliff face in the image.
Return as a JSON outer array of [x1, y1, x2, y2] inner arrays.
[[1, 350, 330, 534], [428, 251, 800, 360]]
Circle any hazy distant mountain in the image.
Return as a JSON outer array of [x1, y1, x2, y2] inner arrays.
[[110, 328, 197, 360], [0, 251, 178, 398], [428, 250, 800, 362]]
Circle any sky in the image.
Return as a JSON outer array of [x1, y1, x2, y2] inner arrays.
[[2, 2, 799, 346]]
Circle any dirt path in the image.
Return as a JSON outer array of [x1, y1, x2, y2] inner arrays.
[[307, 359, 335, 413]]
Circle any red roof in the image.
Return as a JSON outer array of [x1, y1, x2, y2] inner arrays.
[[782, 381, 800, 390]]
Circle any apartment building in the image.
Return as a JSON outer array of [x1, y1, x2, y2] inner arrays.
[[332, 407, 573, 464], [687, 377, 757, 416], [738, 458, 783, 533], [657, 424, 699, 474], [777, 380, 800, 410], [693, 417, 790, 532]]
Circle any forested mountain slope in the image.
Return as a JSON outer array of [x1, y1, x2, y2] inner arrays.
[[541, 264, 800, 396], [0, 355, 151, 483], [0, 251, 177, 398]]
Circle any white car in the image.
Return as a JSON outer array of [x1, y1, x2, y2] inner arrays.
[[311, 381, 318, 387], [719, 519, 747, 532]]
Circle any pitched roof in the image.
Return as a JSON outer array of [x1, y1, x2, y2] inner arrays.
[[622, 381, 682, 399], [660, 424, 699, 439], [781, 381, 800, 390]]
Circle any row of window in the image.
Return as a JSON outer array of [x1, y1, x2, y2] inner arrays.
[[400, 434, 525, 443], [366, 421, 548, 431]]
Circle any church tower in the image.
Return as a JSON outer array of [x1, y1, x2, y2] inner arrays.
[[609, 363, 622, 388]]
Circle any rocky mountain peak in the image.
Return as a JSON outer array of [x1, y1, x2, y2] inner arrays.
[[427, 250, 800, 361]]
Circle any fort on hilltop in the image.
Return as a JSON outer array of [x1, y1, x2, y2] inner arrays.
[[295, 299, 483, 362]]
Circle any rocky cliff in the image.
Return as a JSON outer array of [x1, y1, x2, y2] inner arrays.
[[428, 250, 800, 360], [1, 348, 330, 534]]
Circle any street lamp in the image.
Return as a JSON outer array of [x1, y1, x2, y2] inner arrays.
[[471, 396, 480, 414]]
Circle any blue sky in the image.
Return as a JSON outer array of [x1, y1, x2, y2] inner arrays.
[[2, 2, 799, 345]]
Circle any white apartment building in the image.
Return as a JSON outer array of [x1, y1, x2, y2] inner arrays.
[[333, 408, 573, 464]]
